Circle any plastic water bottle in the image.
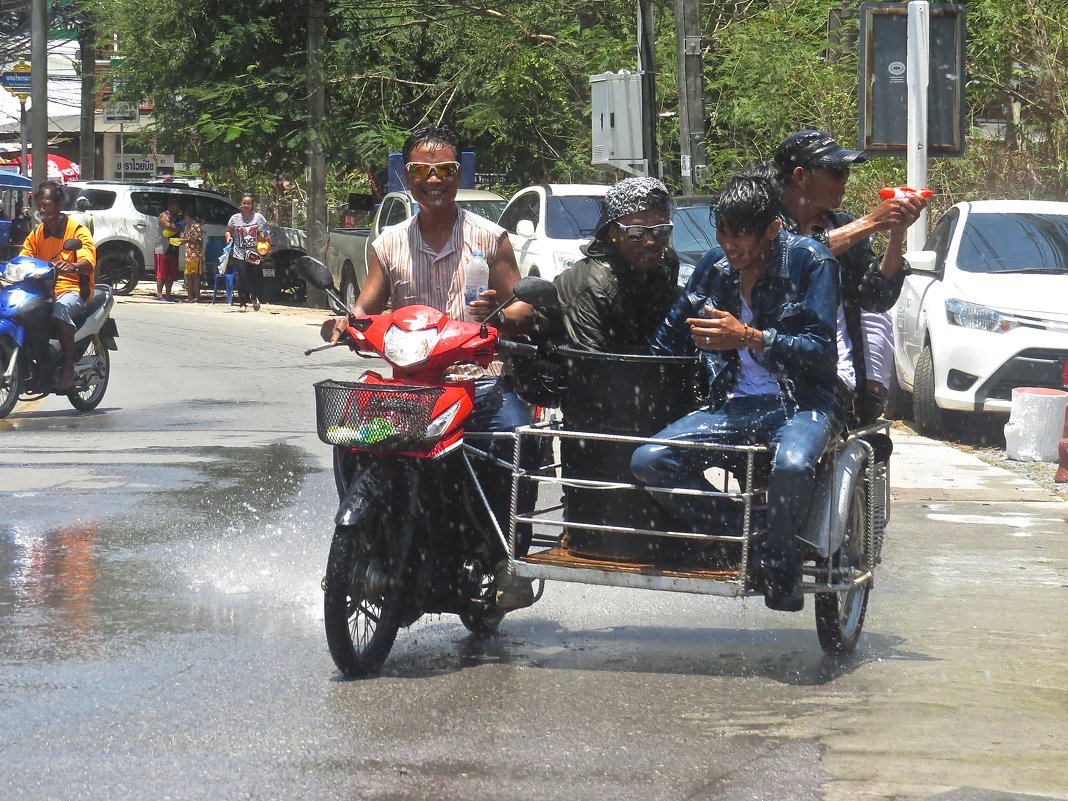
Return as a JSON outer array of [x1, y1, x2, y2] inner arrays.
[[463, 250, 489, 321]]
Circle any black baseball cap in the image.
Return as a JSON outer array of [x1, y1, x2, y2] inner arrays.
[[774, 130, 869, 174]]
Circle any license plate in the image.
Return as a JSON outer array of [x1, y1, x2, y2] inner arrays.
[[261, 268, 275, 278]]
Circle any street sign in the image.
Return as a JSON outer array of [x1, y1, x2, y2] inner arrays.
[[1, 59, 31, 101], [858, 2, 966, 156], [103, 100, 139, 125]]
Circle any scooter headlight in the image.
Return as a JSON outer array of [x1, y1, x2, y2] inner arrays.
[[2, 258, 46, 283], [382, 325, 439, 367]]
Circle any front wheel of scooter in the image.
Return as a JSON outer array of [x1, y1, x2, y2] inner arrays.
[[0, 338, 23, 419], [323, 525, 403, 677], [67, 334, 110, 411]]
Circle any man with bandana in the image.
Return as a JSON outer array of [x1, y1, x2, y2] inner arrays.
[[545, 177, 680, 353]]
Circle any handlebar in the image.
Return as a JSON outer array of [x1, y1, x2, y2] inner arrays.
[[495, 339, 539, 358]]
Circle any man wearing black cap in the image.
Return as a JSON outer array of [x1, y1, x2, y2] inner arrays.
[[773, 130, 927, 424]]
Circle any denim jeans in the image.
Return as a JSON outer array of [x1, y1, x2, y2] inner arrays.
[[630, 394, 837, 577]]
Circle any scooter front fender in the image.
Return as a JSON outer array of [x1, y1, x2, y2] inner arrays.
[[335, 459, 415, 528], [0, 318, 24, 349]]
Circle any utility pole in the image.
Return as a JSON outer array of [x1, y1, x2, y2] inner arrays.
[[306, 0, 327, 261], [674, 0, 705, 194], [79, 22, 97, 180], [30, 0, 47, 188], [637, 0, 657, 177]]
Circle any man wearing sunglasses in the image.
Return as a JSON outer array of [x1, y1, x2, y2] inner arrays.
[[772, 130, 927, 425], [543, 176, 680, 353], [321, 125, 536, 596]]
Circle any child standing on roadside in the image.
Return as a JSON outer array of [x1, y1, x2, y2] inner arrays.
[[181, 210, 204, 303]]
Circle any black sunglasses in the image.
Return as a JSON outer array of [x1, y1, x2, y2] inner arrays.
[[617, 222, 674, 242], [818, 164, 850, 180]]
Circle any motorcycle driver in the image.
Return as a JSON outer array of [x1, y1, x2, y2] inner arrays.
[[320, 125, 537, 598], [19, 180, 96, 392]]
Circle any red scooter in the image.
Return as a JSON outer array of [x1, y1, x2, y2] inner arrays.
[[300, 257, 555, 677]]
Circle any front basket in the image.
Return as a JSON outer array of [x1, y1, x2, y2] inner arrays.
[[314, 379, 445, 450]]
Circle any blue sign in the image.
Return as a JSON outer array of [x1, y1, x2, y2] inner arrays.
[[1, 71, 32, 92]]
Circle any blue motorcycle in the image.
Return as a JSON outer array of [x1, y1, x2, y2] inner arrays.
[[0, 239, 119, 418]]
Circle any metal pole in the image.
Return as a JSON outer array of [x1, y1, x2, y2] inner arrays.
[[30, 0, 48, 188], [119, 123, 125, 181], [906, 0, 929, 251], [19, 99, 28, 177], [637, 0, 656, 177]]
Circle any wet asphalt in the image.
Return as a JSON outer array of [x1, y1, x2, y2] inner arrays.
[[1, 292, 1066, 800]]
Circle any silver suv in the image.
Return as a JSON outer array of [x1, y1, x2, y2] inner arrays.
[[62, 181, 239, 295]]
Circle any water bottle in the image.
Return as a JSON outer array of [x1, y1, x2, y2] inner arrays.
[[463, 250, 490, 321]]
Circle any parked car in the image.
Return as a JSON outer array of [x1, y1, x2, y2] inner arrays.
[[325, 188, 507, 309], [892, 199, 1068, 435], [670, 194, 718, 287], [497, 184, 609, 281], [61, 181, 307, 301]]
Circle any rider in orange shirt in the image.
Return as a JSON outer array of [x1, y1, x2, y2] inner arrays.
[[19, 181, 96, 391]]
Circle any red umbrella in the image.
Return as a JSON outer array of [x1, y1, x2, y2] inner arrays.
[[8, 154, 81, 184]]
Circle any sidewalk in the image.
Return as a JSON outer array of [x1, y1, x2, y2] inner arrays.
[[891, 422, 1067, 503], [118, 279, 329, 324]]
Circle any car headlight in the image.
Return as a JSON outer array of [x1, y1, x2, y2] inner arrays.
[[945, 299, 1018, 333], [553, 251, 579, 273], [382, 325, 439, 367]]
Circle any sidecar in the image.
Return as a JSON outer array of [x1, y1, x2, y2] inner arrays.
[[498, 348, 891, 655]]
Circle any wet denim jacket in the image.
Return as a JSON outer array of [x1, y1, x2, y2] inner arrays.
[[649, 228, 843, 420]]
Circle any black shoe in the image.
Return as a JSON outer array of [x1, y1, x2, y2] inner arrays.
[[762, 569, 804, 612]]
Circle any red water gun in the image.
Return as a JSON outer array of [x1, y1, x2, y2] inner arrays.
[[879, 186, 934, 200]]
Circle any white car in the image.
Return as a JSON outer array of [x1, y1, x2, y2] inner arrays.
[[497, 184, 609, 281], [892, 199, 1068, 436]]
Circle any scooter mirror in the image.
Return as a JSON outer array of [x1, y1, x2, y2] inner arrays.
[[512, 276, 559, 310], [63, 238, 82, 252], [298, 256, 336, 292]]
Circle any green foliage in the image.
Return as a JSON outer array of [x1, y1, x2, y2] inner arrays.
[[82, 0, 1068, 209]]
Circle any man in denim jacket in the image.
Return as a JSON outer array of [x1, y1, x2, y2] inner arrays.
[[630, 175, 841, 612]]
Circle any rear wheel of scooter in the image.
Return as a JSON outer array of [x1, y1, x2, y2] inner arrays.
[[323, 525, 402, 677], [815, 476, 870, 655], [0, 339, 23, 419], [67, 334, 110, 411]]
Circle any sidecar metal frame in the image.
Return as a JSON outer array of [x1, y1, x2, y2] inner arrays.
[[498, 420, 890, 599]]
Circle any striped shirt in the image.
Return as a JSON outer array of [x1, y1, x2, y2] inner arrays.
[[371, 209, 504, 319]]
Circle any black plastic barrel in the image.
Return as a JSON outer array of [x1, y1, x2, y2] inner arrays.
[[558, 347, 705, 561]]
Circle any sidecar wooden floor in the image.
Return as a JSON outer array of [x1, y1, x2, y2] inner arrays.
[[514, 547, 752, 597]]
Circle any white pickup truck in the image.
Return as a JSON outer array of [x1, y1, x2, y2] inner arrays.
[[325, 189, 507, 308]]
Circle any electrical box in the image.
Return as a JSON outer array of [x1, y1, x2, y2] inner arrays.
[[590, 71, 644, 172]]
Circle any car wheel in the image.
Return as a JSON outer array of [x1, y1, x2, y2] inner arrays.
[[883, 362, 912, 421], [913, 344, 953, 437], [340, 264, 358, 309], [96, 249, 139, 296]]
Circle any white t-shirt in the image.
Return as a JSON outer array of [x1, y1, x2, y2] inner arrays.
[[727, 298, 779, 399], [862, 310, 894, 389], [835, 305, 857, 391]]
